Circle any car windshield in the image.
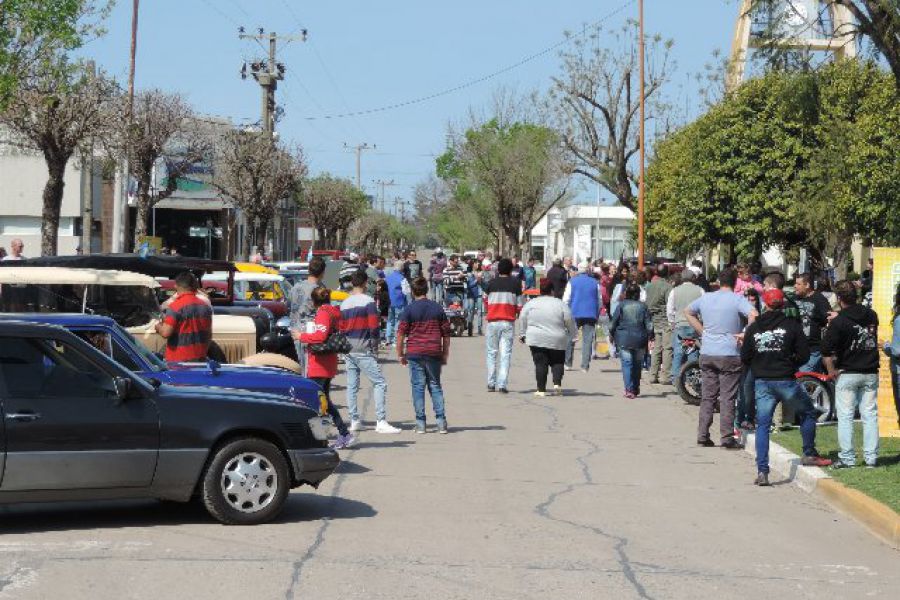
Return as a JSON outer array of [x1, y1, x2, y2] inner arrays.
[[0, 283, 162, 328], [116, 323, 168, 372], [234, 280, 284, 301]]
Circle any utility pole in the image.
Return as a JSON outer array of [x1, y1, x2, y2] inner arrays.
[[373, 179, 397, 212], [240, 28, 307, 136], [637, 0, 646, 269], [345, 142, 375, 190]]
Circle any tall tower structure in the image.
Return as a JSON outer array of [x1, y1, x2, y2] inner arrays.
[[727, 0, 858, 91]]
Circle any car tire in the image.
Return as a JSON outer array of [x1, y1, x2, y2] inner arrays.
[[676, 360, 702, 406], [201, 437, 290, 525], [798, 376, 834, 423]]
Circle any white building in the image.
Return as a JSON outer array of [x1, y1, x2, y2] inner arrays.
[[532, 203, 636, 268], [0, 140, 102, 257]]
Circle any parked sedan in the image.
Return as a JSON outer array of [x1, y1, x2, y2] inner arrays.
[[0, 320, 339, 525], [0, 314, 325, 414]]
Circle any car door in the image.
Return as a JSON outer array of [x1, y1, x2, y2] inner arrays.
[[0, 334, 159, 491]]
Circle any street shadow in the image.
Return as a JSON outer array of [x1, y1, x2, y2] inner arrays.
[[0, 495, 376, 533], [334, 460, 371, 475], [351, 440, 415, 450], [449, 425, 506, 432]]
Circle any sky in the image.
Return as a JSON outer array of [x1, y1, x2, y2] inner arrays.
[[83, 0, 743, 213]]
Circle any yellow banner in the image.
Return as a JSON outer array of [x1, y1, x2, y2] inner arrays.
[[873, 247, 900, 437]]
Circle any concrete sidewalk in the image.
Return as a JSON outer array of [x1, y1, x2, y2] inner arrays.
[[0, 336, 897, 599]]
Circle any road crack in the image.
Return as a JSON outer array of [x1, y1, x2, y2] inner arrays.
[[525, 397, 655, 600]]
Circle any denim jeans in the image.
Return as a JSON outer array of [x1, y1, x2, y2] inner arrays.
[[408, 356, 446, 425], [431, 281, 444, 304], [293, 340, 307, 377], [565, 319, 596, 370], [798, 350, 823, 374], [892, 356, 900, 428], [671, 325, 698, 383], [619, 348, 645, 394], [737, 367, 756, 427], [835, 373, 879, 466], [486, 320, 514, 389], [385, 306, 403, 345], [754, 379, 819, 474], [345, 352, 388, 422], [465, 296, 483, 334]]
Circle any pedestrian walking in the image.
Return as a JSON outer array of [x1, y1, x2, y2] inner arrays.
[[646, 264, 673, 384], [886, 283, 900, 424], [429, 251, 447, 304], [522, 257, 538, 291], [546, 258, 568, 299], [563, 261, 601, 372], [296, 287, 355, 449], [340, 270, 402, 434], [485, 258, 521, 393], [668, 269, 704, 382], [403, 250, 424, 281], [288, 256, 326, 375], [155, 271, 213, 362], [397, 277, 451, 434], [519, 279, 575, 396], [740, 288, 831, 486], [610, 284, 653, 398], [685, 268, 757, 448], [385, 259, 411, 348], [466, 260, 484, 335], [2, 238, 25, 261], [822, 280, 880, 468]]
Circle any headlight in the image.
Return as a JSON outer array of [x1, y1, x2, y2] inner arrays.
[[318, 391, 329, 416], [307, 415, 333, 441], [276, 316, 291, 329]]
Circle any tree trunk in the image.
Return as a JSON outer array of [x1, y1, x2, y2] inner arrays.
[[256, 217, 270, 256], [41, 159, 67, 256], [241, 224, 252, 260], [830, 236, 853, 280], [132, 189, 152, 251]]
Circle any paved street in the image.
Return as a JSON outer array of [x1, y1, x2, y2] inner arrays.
[[1, 336, 898, 599]]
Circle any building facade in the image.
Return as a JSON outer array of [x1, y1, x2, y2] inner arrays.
[[533, 204, 636, 268]]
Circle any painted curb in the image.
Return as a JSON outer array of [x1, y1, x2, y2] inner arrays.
[[744, 432, 900, 550]]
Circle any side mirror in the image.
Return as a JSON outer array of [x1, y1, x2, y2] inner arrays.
[[113, 376, 133, 403]]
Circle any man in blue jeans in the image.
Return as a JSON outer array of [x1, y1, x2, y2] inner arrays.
[[484, 258, 521, 393], [822, 280, 881, 469], [384, 259, 410, 348], [740, 288, 831, 486], [668, 269, 704, 382], [397, 277, 451, 433]]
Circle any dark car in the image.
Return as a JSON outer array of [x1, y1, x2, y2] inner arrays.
[[0, 321, 339, 525]]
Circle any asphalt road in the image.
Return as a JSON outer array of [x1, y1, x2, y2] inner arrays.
[[1, 336, 898, 599]]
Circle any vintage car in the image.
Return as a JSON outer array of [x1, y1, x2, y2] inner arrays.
[[0, 266, 256, 363], [0, 320, 338, 525], [0, 314, 325, 414]]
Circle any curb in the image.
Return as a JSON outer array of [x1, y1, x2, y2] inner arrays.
[[744, 432, 900, 550]]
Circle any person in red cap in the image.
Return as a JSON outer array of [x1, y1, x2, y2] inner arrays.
[[740, 288, 832, 486]]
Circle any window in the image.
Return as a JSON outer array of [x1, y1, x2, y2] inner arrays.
[[111, 338, 142, 372], [0, 337, 116, 399]]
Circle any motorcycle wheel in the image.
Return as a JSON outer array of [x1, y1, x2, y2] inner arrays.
[[676, 360, 702, 406], [798, 375, 834, 423]]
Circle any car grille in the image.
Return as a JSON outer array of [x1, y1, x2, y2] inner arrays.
[[282, 422, 312, 445], [219, 341, 248, 363]]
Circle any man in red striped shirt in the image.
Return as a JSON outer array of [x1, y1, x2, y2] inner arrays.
[[485, 258, 521, 393], [155, 271, 213, 362], [397, 277, 451, 434]]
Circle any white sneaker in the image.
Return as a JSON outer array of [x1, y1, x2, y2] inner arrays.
[[375, 420, 402, 434], [534, 391, 546, 397], [553, 385, 563, 396], [349, 419, 364, 432]]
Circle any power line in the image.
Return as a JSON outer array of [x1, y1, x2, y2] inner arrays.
[[302, 0, 637, 121], [199, 0, 241, 27]]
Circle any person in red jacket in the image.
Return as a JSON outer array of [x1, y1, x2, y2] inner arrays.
[[295, 287, 354, 449]]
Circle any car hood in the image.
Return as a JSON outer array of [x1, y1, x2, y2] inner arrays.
[[155, 381, 317, 413], [157, 362, 321, 410]]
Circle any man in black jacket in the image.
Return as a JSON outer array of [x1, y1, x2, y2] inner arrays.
[[793, 273, 833, 373], [546, 258, 569, 299], [741, 289, 832, 486], [822, 280, 880, 468]]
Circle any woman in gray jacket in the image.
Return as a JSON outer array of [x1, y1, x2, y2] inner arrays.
[[518, 279, 576, 397]]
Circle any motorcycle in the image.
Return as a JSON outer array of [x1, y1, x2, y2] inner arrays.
[[675, 334, 702, 404]]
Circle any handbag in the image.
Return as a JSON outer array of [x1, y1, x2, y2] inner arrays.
[[308, 331, 352, 355]]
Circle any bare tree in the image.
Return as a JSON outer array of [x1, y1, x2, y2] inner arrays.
[[0, 59, 117, 255], [297, 173, 369, 249], [412, 174, 450, 227], [550, 21, 673, 211], [211, 130, 305, 259], [114, 90, 211, 248]]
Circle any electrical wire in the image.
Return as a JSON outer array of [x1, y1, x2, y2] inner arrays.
[[302, 0, 637, 121]]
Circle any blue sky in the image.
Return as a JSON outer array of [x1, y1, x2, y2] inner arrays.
[[84, 0, 742, 211]]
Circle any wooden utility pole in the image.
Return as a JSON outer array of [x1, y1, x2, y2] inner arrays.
[[373, 178, 397, 212], [345, 142, 375, 190], [239, 28, 307, 136], [637, 0, 646, 270]]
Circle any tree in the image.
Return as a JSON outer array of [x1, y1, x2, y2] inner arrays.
[[0, 58, 117, 255], [550, 21, 673, 211], [748, 1, 900, 90], [117, 90, 212, 248], [0, 1, 110, 108], [442, 118, 569, 257], [211, 131, 305, 259], [297, 174, 368, 250]]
